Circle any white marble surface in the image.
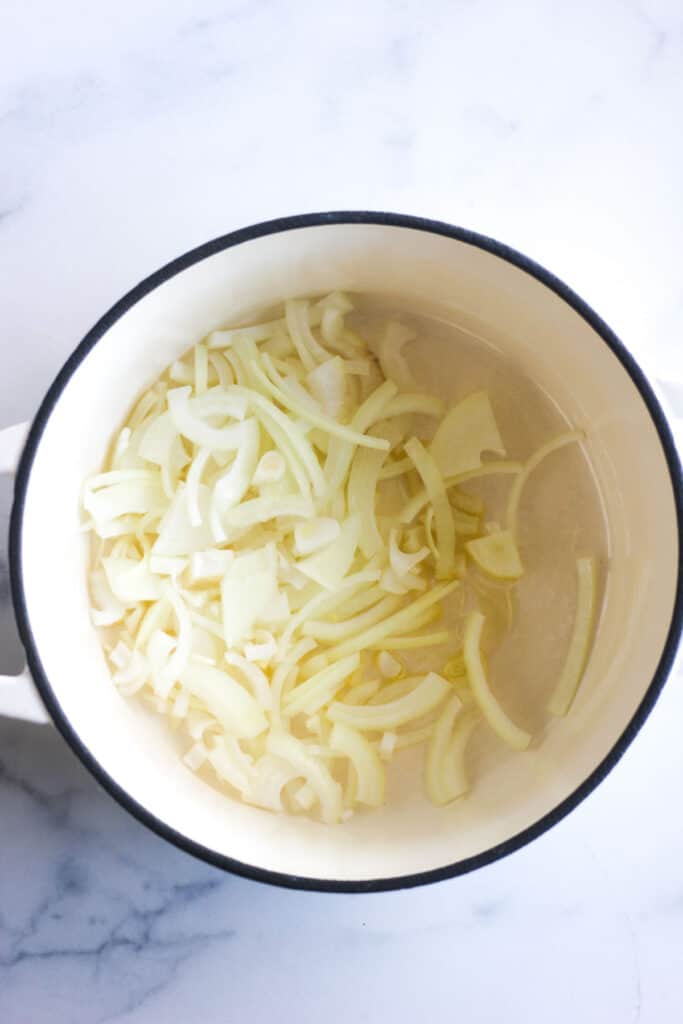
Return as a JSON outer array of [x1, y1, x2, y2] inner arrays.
[[2, 1, 683, 1020]]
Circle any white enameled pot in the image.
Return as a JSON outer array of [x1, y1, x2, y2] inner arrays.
[[2, 213, 681, 891]]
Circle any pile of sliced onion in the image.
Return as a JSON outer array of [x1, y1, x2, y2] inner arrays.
[[83, 292, 597, 824]]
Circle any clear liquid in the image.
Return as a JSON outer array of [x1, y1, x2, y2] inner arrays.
[[351, 298, 608, 748]]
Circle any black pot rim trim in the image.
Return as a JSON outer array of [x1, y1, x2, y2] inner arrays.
[[9, 211, 683, 894]]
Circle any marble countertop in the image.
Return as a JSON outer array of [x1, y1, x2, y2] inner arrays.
[[2, 1, 683, 1021]]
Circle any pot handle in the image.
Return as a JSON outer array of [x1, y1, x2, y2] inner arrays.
[[0, 421, 50, 724]]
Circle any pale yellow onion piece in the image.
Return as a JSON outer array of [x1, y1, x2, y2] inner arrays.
[[223, 494, 313, 531], [209, 418, 261, 542], [399, 460, 523, 524], [405, 437, 456, 579], [256, 412, 315, 504], [221, 545, 279, 646], [452, 509, 480, 537], [183, 741, 208, 772], [294, 517, 341, 556], [223, 349, 246, 386], [257, 355, 390, 452], [378, 732, 397, 760], [295, 516, 359, 591], [127, 387, 164, 431], [265, 731, 343, 824], [244, 632, 277, 665], [425, 699, 478, 806], [441, 709, 479, 795], [463, 611, 531, 751], [329, 583, 385, 621], [324, 379, 398, 493], [276, 564, 381, 654], [167, 386, 248, 449], [89, 567, 126, 626], [279, 373, 322, 413], [424, 694, 461, 805], [329, 723, 385, 807], [207, 322, 276, 349], [83, 474, 166, 531], [270, 637, 317, 725], [158, 583, 193, 695], [327, 580, 458, 662], [181, 662, 267, 739], [135, 596, 171, 650], [194, 343, 209, 395], [207, 735, 253, 795], [327, 672, 449, 731], [342, 358, 373, 376], [284, 652, 361, 717], [302, 595, 403, 643], [160, 436, 191, 501], [261, 329, 295, 359], [185, 709, 218, 741], [207, 351, 235, 389], [466, 530, 524, 580], [430, 391, 505, 478], [285, 299, 329, 369], [146, 629, 177, 697], [306, 357, 348, 420], [152, 483, 215, 556], [253, 450, 286, 486], [111, 649, 149, 697], [347, 447, 387, 558], [367, 675, 421, 705], [292, 781, 317, 811], [150, 555, 187, 577], [389, 528, 429, 578], [189, 548, 234, 581], [547, 557, 597, 716], [246, 754, 300, 813], [390, 725, 434, 750], [229, 385, 325, 499], [137, 412, 181, 466], [378, 455, 413, 480], [450, 488, 484, 516], [102, 556, 162, 604], [378, 393, 445, 421], [168, 358, 193, 384], [185, 447, 212, 526], [377, 651, 403, 679], [224, 651, 272, 710], [380, 567, 426, 595], [342, 679, 382, 705], [506, 430, 583, 538]]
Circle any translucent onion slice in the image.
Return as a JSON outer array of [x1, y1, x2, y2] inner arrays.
[[466, 530, 524, 580], [327, 672, 449, 730], [404, 437, 456, 579], [181, 662, 268, 739], [425, 700, 478, 806], [302, 595, 403, 643], [327, 580, 458, 661], [430, 391, 505, 478], [167, 386, 248, 449], [284, 652, 361, 717], [329, 723, 385, 807], [266, 731, 343, 824], [463, 611, 531, 751]]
